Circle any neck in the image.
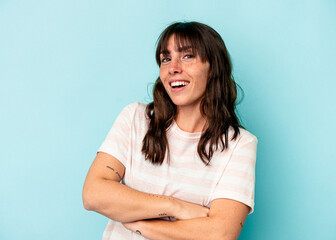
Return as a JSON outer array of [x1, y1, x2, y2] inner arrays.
[[175, 105, 207, 133]]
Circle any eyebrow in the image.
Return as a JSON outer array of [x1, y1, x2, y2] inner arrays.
[[160, 45, 193, 55], [178, 45, 192, 52]]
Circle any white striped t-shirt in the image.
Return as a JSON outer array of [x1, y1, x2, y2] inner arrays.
[[98, 102, 258, 240]]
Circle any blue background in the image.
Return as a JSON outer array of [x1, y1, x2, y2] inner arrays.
[[1, 0, 335, 239]]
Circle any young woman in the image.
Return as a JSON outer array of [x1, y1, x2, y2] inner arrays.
[[83, 21, 258, 240]]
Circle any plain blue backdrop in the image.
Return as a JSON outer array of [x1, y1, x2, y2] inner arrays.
[[1, 0, 335, 239]]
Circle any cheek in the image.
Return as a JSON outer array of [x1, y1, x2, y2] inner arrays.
[[197, 70, 209, 88], [159, 68, 170, 90], [159, 68, 163, 80], [159, 67, 167, 82]]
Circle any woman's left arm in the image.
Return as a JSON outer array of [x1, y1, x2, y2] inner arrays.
[[123, 198, 249, 240]]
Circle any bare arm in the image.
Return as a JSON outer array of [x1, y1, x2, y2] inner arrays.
[[123, 198, 249, 240], [82, 152, 209, 223]]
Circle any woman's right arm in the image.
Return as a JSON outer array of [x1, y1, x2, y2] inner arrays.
[[82, 152, 209, 223]]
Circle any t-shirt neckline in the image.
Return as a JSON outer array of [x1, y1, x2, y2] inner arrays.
[[170, 120, 203, 139]]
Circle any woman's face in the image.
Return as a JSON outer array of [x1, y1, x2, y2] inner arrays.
[[159, 35, 210, 110]]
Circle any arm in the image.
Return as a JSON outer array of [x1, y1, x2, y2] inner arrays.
[[122, 134, 257, 239], [123, 198, 249, 240], [82, 152, 209, 223]]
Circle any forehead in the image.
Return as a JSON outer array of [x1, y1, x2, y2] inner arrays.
[[160, 36, 193, 54], [160, 35, 194, 54]]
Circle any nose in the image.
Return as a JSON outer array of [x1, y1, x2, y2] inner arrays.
[[168, 58, 182, 75]]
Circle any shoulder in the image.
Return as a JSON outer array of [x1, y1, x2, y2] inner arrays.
[[227, 127, 258, 151], [119, 102, 148, 124], [237, 128, 258, 144], [120, 102, 147, 116]]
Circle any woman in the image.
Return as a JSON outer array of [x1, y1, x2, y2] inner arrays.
[[83, 21, 258, 240]]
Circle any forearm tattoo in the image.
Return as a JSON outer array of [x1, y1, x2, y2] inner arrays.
[[135, 230, 142, 235], [106, 166, 122, 181], [148, 194, 175, 201], [147, 194, 174, 217]]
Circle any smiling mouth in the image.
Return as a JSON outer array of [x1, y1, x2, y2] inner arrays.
[[170, 80, 190, 88]]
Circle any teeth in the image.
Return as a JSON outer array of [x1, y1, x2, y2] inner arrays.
[[171, 81, 189, 87]]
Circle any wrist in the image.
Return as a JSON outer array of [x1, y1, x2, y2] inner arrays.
[[167, 196, 181, 218]]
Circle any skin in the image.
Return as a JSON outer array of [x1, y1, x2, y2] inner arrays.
[[159, 35, 210, 133]]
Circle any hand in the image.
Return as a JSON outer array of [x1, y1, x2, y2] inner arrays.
[[173, 198, 209, 220]]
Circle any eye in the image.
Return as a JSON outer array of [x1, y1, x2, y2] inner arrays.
[[183, 54, 194, 59], [161, 57, 171, 64]]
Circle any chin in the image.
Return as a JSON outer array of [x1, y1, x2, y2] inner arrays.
[[170, 98, 187, 106]]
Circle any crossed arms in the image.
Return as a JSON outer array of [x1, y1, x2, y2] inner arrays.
[[82, 152, 249, 240]]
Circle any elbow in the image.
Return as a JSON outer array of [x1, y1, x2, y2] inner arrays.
[[82, 197, 94, 211], [198, 228, 237, 240], [209, 226, 238, 240], [82, 186, 97, 211]]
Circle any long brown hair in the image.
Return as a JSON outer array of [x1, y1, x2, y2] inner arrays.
[[142, 21, 244, 165]]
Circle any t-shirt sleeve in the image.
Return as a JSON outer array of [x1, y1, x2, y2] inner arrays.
[[210, 134, 258, 214], [97, 103, 137, 167]]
